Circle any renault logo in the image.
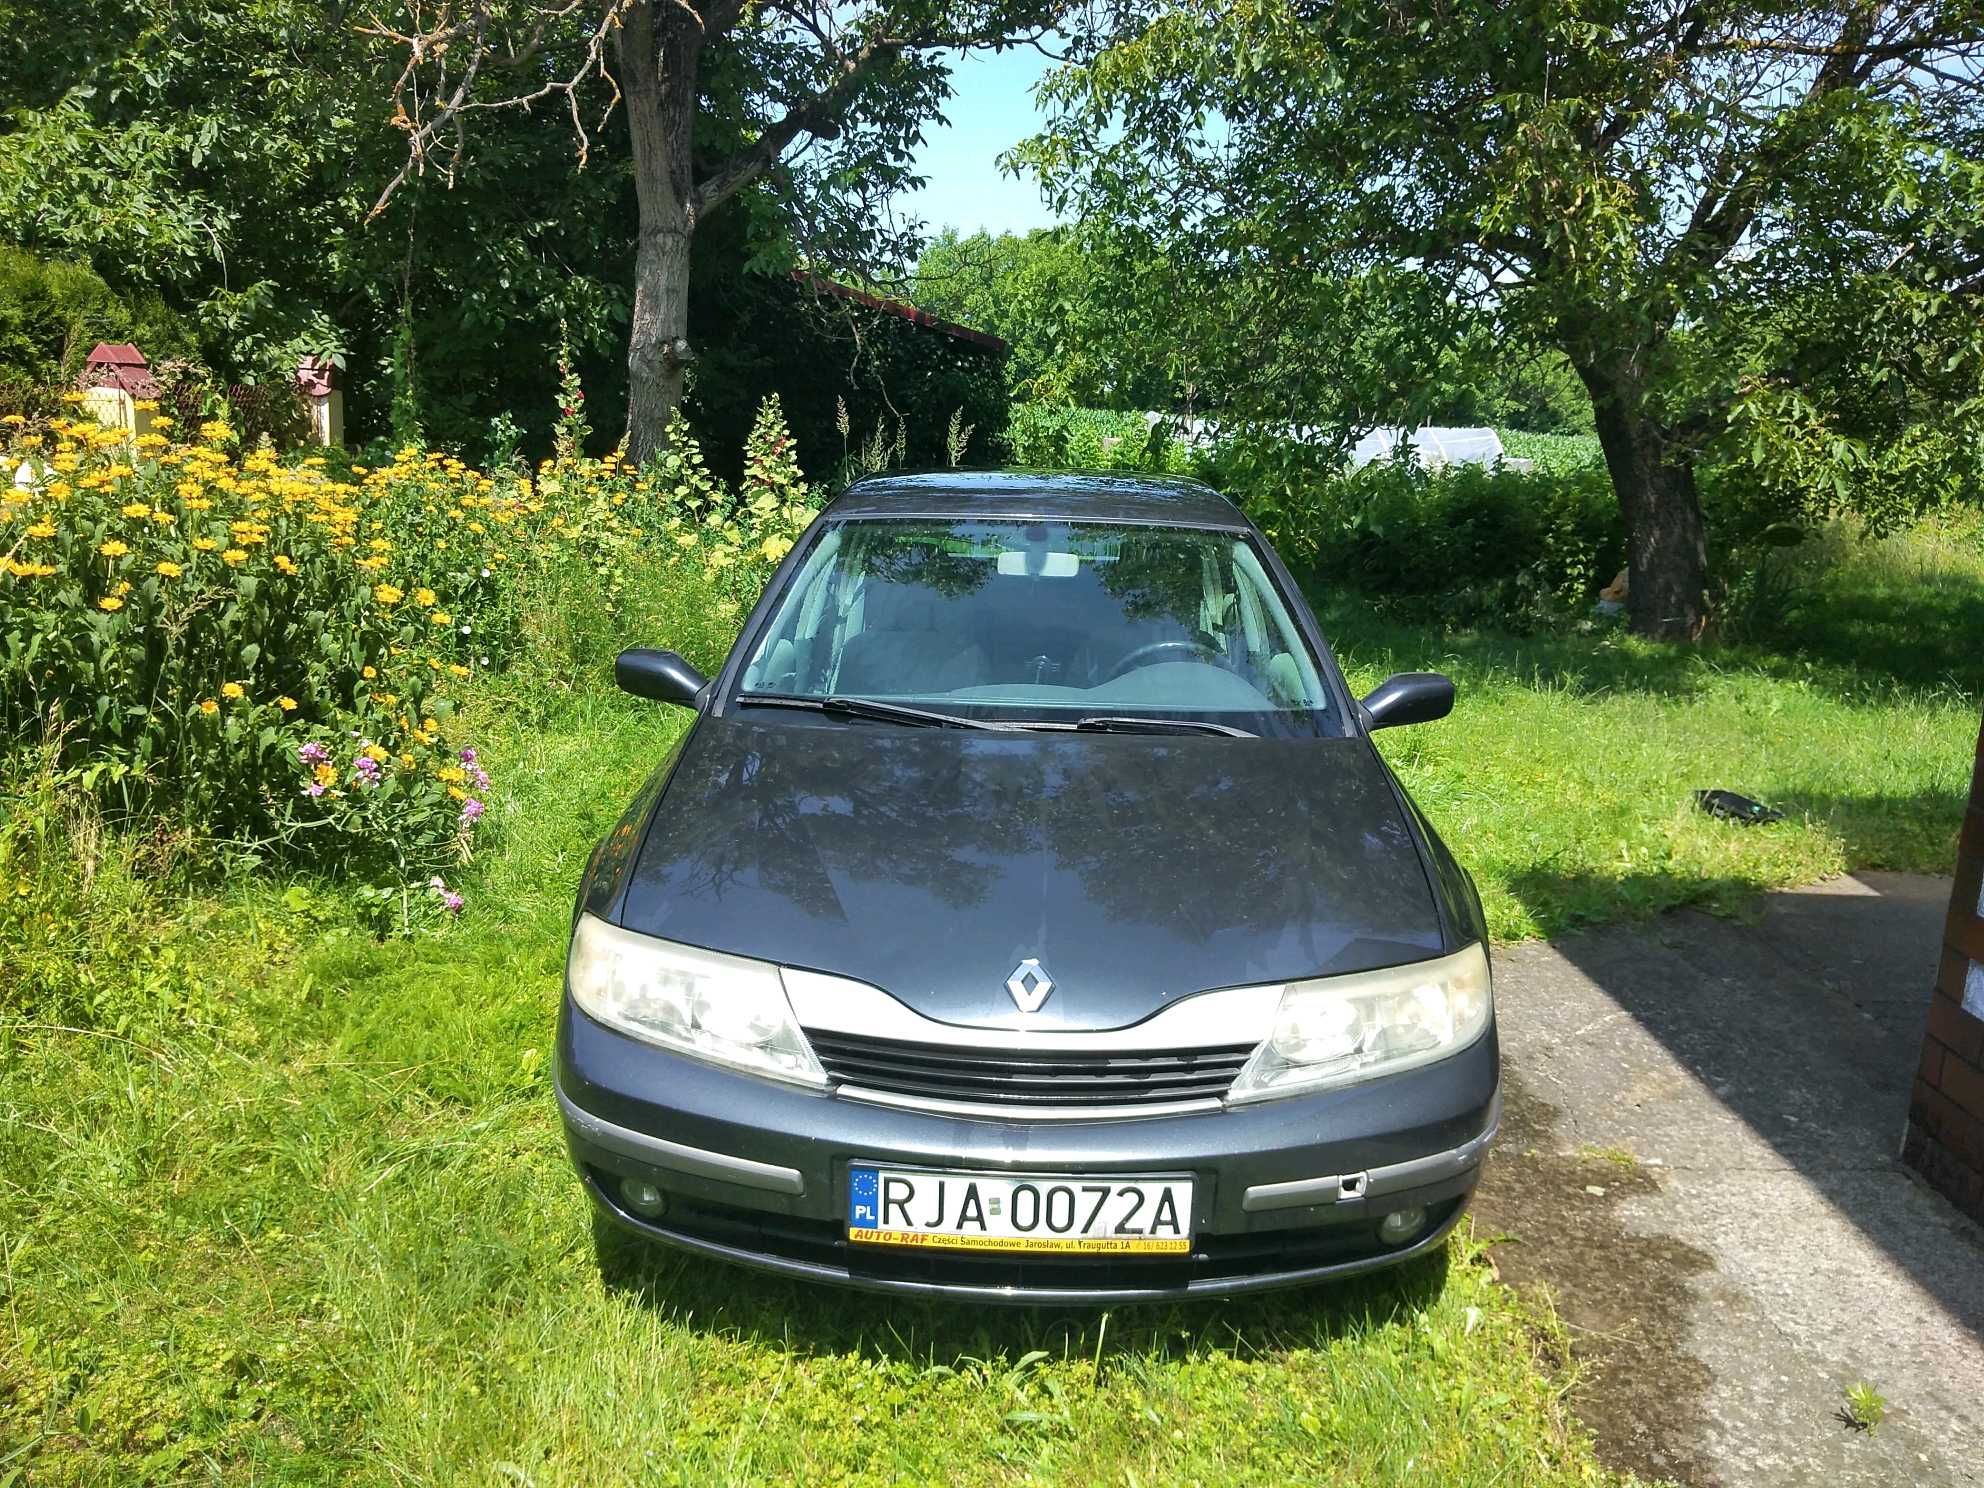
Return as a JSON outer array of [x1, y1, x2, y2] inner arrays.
[[1006, 958, 1054, 1013]]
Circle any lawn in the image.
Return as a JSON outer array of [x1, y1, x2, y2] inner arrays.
[[4, 510, 1979, 1486], [0, 689, 1613, 1486]]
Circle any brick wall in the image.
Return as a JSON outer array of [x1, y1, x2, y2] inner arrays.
[[1903, 707, 1984, 1222]]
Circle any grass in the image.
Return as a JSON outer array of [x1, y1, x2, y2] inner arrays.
[[1319, 512, 1982, 940], [6, 507, 1980, 1485], [0, 689, 1619, 1486]]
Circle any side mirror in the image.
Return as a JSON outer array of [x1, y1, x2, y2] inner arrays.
[[1359, 672, 1455, 731], [615, 648, 709, 708]]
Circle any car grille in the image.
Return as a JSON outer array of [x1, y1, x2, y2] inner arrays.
[[805, 1031, 1256, 1109]]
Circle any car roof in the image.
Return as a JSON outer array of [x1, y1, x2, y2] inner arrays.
[[824, 469, 1252, 531]]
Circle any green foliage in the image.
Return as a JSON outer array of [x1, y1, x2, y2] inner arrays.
[[0, 0, 635, 451], [1026, 0, 1984, 632], [1843, 1381, 1889, 1434], [1433, 348, 1595, 436], [687, 269, 1009, 482], [1306, 461, 1625, 633], [1497, 431, 1605, 475], [913, 227, 1171, 407], [0, 246, 197, 418], [1004, 404, 1193, 472], [0, 389, 817, 885]]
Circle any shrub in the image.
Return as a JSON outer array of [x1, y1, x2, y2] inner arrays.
[[688, 270, 1009, 482], [1004, 405, 1196, 473], [0, 247, 199, 421], [1303, 459, 1625, 630], [0, 391, 819, 884]]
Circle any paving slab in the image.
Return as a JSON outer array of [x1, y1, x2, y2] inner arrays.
[[1476, 872, 1984, 1487]]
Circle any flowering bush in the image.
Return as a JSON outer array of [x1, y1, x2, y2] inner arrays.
[[0, 390, 820, 889]]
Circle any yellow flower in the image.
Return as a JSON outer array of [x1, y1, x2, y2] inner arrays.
[[199, 698, 219, 715], [155, 561, 183, 578], [97, 595, 124, 612], [0, 413, 23, 426], [430, 611, 451, 626], [191, 537, 218, 551], [415, 587, 437, 607], [220, 681, 245, 700], [448, 663, 470, 678], [374, 583, 404, 606], [99, 539, 130, 558], [221, 548, 248, 566], [362, 743, 388, 763], [277, 696, 298, 712], [121, 501, 151, 519], [26, 520, 56, 539], [361, 665, 377, 680], [312, 762, 337, 787], [274, 554, 298, 575]]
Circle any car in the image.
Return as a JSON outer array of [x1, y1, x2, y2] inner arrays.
[[557, 469, 1498, 1303]]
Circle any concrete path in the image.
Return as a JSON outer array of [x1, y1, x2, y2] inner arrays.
[[1477, 872, 1984, 1487]]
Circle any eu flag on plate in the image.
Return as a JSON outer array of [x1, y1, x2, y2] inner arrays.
[[848, 1166, 880, 1227]]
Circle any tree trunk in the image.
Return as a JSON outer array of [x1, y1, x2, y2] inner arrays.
[[619, 0, 702, 463], [1577, 355, 1710, 641]]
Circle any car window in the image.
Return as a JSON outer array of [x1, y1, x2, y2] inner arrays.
[[738, 519, 1336, 735]]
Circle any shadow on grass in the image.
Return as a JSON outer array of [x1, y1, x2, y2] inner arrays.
[[592, 1215, 1456, 1367], [1311, 586, 1984, 708], [1501, 779, 1966, 939]]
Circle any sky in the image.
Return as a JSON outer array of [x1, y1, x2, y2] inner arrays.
[[899, 47, 1065, 238]]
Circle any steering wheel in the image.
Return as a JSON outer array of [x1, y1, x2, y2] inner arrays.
[[1102, 639, 1218, 682]]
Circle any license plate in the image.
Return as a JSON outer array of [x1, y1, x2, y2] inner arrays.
[[847, 1165, 1194, 1255]]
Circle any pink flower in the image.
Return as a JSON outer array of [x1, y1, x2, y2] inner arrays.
[[460, 796, 485, 825], [301, 781, 326, 798], [442, 891, 465, 916], [298, 741, 329, 765]]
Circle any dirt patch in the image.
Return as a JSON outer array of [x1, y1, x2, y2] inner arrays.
[[1474, 1073, 1719, 1487]]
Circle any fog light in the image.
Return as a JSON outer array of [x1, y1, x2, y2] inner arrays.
[[620, 1178, 666, 1218], [1378, 1206, 1428, 1246]]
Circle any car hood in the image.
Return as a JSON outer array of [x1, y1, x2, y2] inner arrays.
[[618, 715, 1444, 1032]]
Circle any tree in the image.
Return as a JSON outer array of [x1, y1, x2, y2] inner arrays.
[[368, 1, 1068, 461], [0, 0, 638, 450], [912, 226, 1171, 406], [1023, 1, 1984, 637]]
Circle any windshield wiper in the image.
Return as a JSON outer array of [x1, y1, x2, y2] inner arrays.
[[735, 692, 1017, 732], [1073, 715, 1256, 738]]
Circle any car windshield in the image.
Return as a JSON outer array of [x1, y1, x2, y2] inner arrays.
[[737, 519, 1337, 736]]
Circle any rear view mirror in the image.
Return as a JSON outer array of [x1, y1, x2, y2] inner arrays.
[[615, 648, 709, 708], [1359, 672, 1455, 731]]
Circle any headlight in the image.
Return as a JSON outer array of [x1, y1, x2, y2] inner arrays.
[[565, 913, 826, 1088], [1227, 943, 1491, 1103]]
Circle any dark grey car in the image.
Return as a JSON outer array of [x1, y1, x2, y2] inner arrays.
[[557, 471, 1498, 1302]]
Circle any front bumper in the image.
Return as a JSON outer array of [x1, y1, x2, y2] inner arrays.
[[556, 995, 1500, 1303]]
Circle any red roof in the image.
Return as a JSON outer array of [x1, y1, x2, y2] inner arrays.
[[80, 342, 158, 398], [789, 272, 1006, 353], [295, 356, 338, 396]]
